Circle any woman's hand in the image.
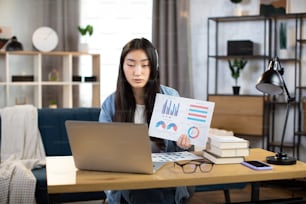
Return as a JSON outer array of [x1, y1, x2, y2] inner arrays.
[[176, 134, 192, 150]]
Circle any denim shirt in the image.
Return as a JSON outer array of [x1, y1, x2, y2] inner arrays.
[[99, 85, 191, 204]]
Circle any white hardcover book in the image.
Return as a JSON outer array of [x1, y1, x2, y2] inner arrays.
[[206, 144, 249, 157], [207, 135, 249, 149], [203, 151, 244, 164]]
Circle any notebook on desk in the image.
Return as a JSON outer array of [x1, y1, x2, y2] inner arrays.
[[65, 120, 165, 174]]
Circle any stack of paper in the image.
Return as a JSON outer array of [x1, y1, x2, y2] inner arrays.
[[203, 135, 249, 164]]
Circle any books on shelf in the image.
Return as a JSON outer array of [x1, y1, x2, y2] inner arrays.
[[207, 135, 249, 149], [206, 143, 249, 157], [203, 150, 244, 164]]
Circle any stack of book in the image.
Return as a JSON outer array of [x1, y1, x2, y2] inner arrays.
[[203, 135, 249, 164]]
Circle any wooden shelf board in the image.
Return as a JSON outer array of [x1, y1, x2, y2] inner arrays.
[[208, 55, 269, 59], [269, 141, 295, 148], [208, 13, 306, 22]]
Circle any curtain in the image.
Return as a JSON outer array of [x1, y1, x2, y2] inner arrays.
[[152, 0, 193, 98], [43, 0, 80, 51], [41, 0, 80, 107]]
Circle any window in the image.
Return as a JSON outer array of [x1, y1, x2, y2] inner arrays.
[[80, 0, 153, 104]]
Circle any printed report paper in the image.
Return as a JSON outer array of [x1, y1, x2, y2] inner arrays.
[[152, 151, 203, 162], [149, 94, 215, 146]]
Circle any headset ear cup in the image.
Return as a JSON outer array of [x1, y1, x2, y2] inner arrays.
[[155, 49, 159, 71]]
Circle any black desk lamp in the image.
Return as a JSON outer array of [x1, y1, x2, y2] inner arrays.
[[256, 57, 296, 165]]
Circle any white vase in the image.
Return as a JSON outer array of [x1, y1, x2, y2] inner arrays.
[[233, 4, 242, 16], [79, 43, 89, 52], [279, 49, 288, 59], [49, 104, 57, 109]]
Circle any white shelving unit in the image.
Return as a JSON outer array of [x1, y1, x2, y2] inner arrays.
[[0, 51, 100, 108]]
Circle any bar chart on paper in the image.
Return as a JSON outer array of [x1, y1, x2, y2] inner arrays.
[[161, 99, 180, 116], [149, 94, 215, 146]]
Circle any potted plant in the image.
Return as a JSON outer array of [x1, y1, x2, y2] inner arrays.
[[49, 99, 58, 109], [230, 0, 243, 16], [78, 24, 94, 52], [228, 58, 247, 95]]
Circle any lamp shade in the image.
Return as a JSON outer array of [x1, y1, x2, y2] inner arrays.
[[256, 61, 284, 95]]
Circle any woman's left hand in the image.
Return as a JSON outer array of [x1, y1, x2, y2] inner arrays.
[[176, 134, 192, 150]]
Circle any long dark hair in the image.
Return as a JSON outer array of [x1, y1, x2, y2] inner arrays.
[[114, 38, 160, 124]]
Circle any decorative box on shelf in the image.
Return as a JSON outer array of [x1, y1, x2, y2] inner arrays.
[[84, 76, 97, 82], [72, 75, 82, 82], [12, 75, 34, 82], [227, 40, 254, 56]]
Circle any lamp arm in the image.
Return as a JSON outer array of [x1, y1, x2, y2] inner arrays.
[[276, 58, 295, 103], [276, 58, 294, 153], [280, 102, 290, 153], [281, 77, 295, 103]]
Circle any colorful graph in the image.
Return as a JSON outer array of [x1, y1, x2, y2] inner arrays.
[[155, 121, 166, 129], [162, 99, 180, 116], [155, 121, 178, 132], [187, 104, 208, 123], [187, 126, 200, 139], [166, 123, 178, 132]]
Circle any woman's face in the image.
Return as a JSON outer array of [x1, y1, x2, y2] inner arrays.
[[123, 49, 151, 90]]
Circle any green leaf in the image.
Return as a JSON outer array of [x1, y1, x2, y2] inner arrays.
[[86, 25, 93, 36], [228, 58, 247, 82], [78, 25, 94, 36]]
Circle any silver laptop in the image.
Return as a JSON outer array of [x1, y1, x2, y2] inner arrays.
[[65, 120, 165, 174]]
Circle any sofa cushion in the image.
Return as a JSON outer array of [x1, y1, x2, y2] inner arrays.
[[38, 108, 100, 156]]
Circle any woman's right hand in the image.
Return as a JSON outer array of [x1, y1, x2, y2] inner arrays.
[[176, 134, 192, 150]]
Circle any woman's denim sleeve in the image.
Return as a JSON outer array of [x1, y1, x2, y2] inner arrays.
[[99, 93, 115, 122]]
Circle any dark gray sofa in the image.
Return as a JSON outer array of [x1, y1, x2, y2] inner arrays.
[[0, 108, 106, 204]]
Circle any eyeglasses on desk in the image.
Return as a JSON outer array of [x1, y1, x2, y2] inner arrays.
[[174, 159, 214, 174]]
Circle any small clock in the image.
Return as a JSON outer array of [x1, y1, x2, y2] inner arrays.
[[32, 27, 58, 52]]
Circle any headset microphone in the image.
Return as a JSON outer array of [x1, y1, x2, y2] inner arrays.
[[155, 49, 159, 71]]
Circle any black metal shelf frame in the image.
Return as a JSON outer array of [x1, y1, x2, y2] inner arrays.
[[207, 13, 306, 158]]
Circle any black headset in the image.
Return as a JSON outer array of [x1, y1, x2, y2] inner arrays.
[[154, 48, 159, 71]]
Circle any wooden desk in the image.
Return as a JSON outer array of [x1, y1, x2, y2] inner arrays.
[[47, 149, 306, 199]]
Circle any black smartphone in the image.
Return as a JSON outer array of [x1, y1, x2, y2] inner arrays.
[[241, 160, 272, 170]]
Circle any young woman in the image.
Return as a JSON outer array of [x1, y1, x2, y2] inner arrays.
[[99, 38, 192, 204]]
